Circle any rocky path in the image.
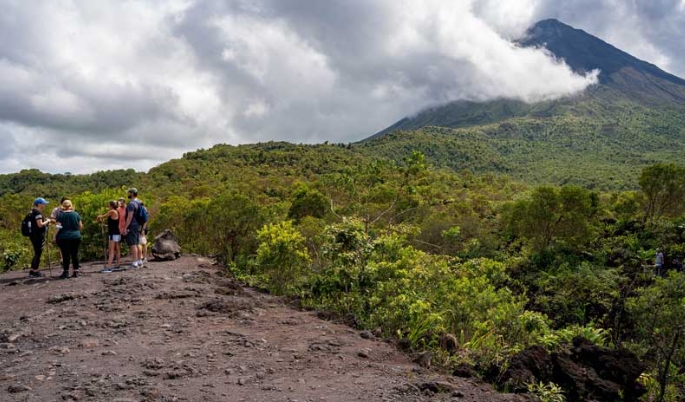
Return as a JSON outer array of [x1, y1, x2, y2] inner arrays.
[[0, 257, 526, 402]]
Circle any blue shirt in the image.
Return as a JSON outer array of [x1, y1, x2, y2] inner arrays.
[[126, 199, 141, 230]]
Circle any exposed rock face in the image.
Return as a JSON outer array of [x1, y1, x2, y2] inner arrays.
[[152, 230, 182, 261], [498, 337, 646, 402], [500, 345, 554, 392]]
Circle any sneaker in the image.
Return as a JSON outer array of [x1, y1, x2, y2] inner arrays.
[[130, 262, 141, 269], [101, 267, 113, 273], [58, 271, 69, 280], [71, 270, 80, 278], [28, 270, 44, 278]]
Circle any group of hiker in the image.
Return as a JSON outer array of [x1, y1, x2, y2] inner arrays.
[[24, 188, 149, 279]]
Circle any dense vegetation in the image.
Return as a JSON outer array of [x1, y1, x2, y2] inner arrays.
[[364, 103, 685, 190], [1, 143, 684, 401]]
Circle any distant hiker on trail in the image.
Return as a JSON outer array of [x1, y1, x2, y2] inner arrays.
[[25, 198, 52, 278], [123, 188, 144, 268], [54, 200, 83, 279], [655, 248, 664, 277], [97, 201, 121, 272]]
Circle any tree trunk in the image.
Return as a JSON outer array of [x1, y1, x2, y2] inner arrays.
[[657, 329, 681, 402]]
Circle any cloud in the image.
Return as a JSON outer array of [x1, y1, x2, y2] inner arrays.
[[0, 0, 680, 173]]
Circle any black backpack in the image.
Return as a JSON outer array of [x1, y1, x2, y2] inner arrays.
[[21, 212, 33, 237]]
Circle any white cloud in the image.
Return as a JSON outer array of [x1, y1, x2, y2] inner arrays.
[[0, 0, 681, 174]]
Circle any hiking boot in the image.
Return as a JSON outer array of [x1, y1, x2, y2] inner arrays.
[[58, 271, 69, 280], [71, 270, 80, 278], [28, 270, 44, 278]]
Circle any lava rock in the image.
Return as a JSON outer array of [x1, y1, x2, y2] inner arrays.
[[152, 230, 182, 261]]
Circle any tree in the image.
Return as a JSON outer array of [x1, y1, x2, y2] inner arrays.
[[505, 186, 597, 251], [208, 192, 266, 263], [627, 272, 685, 402], [639, 163, 685, 224], [256, 221, 311, 295], [287, 184, 329, 223]]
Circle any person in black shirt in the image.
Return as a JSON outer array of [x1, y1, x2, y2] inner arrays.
[[96, 200, 121, 272], [28, 198, 52, 278]]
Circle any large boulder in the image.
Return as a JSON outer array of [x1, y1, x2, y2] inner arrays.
[[152, 230, 181, 261], [497, 337, 646, 402], [499, 345, 554, 392], [555, 337, 647, 402]]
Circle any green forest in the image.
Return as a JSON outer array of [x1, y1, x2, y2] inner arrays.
[[1, 142, 685, 401]]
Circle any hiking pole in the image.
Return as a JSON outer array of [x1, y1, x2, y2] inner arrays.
[[45, 225, 53, 277]]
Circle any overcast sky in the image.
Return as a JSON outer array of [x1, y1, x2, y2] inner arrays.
[[1, 0, 683, 174]]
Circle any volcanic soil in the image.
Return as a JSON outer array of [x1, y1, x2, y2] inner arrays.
[[0, 256, 527, 402]]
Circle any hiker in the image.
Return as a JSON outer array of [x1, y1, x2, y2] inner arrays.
[[27, 198, 52, 278], [655, 248, 665, 277], [96, 201, 121, 272], [117, 198, 127, 236], [50, 197, 68, 265], [139, 201, 149, 263], [54, 199, 83, 279], [122, 188, 144, 268]]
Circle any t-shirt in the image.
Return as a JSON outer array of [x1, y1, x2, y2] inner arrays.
[[56, 211, 82, 240], [117, 207, 127, 234], [656, 252, 664, 266], [126, 199, 141, 230], [50, 207, 62, 221], [30, 208, 47, 239]]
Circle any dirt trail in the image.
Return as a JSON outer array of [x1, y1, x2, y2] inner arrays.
[[0, 257, 526, 402]]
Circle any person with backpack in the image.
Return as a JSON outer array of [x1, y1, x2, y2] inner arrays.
[[96, 200, 121, 272], [54, 199, 83, 279], [122, 188, 144, 268], [23, 197, 52, 278]]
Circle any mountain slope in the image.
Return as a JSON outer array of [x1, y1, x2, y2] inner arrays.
[[369, 19, 685, 138], [360, 19, 685, 189]]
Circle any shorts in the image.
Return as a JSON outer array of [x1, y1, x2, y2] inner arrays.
[[125, 230, 140, 246], [109, 234, 121, 242], [140, 235, 147, 245]]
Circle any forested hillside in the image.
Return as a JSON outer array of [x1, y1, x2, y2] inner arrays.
[[1, 143, 684, 401], [363, 105, 685, 190]]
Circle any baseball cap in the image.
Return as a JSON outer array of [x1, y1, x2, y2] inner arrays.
[[34, 197, 49, 205], [127, 188, 138, 195]]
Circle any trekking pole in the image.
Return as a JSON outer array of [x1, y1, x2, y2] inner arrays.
[[45, 225, 53, 277]]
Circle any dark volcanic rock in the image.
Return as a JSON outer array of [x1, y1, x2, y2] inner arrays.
[[152, 229, 182, 261], [452, 364, 476, 379], [498, 338, 646, 402], [500, 345, 553, 392]]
